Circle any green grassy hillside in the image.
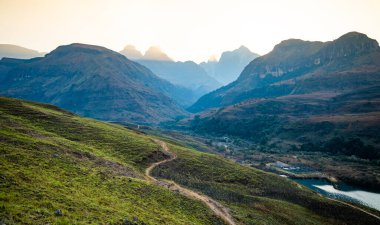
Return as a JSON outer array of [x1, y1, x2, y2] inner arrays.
[[0, 97, 222, 225], [1, 96, 379, 224]]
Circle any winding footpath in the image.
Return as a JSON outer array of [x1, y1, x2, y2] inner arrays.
[[146, 139, 236, 225]]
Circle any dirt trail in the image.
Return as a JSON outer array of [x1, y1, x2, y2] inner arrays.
[[145, 139, 236, 225]]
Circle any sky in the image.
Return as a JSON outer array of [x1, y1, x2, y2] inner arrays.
[[0, 0, 379, 62]]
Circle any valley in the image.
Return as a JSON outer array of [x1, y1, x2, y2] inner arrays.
[[2, 97, 380, 224], [1, 28, 380, 224]]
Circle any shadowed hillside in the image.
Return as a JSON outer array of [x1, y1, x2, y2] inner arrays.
[[0, 43, 191, 124]]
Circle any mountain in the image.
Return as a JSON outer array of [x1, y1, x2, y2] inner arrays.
[[0, 43, 191, 124], [120, 46, 222, 102], [184, 32, 380, 190], [137, 60, 221, 100], [200, 46, 259, 85], [190, 32, 380, 112], [0, 44, 45, 59], [141, 46, 173, 61], [119, 44, 143, 60], [1, 96, 379, 225]]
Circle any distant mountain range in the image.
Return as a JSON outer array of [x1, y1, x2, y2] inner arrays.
[[0, 43, 190, 124], [186, 32, 380, 161], [0, 44, 45, 59], [190, 32, 380, 112], [120, 45, 222, 102], [200, 46, 259, 85]]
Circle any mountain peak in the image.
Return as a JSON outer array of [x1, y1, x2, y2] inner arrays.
[[338, 31, 373, 40], [49, 43, 116, 58], [273, 39, 307, 50], [142, 46, 172, 61], [236, 45, 250, 52], [208, 55, 218, 62], [120, 44, 143, 60], [320, 31, 379, 59], [268, 39, 324, 60], [335, 31, 379, 48], [61, 43, 108, 50]]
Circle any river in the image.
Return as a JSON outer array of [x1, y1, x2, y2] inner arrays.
[[292, 178, 380, 211]]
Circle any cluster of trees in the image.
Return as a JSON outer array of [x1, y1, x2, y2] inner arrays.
[[191, 115, 279, 139], [300, 137, 379, 160], [190, 114, 379, 160]]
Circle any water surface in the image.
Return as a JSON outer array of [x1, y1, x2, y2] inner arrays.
[[292, 178, 380, 211]]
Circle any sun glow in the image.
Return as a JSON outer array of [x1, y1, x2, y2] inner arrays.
[[1, 0, 379, 62]]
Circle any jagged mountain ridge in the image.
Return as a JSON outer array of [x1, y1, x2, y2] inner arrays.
[[200, 46, 260, 85], [137, 59, 221, 101], [120, 45, 222, 103]]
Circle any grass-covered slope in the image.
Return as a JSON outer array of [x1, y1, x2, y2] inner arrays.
[[0, 97, 222, 225], [1, 96, 379, 225]]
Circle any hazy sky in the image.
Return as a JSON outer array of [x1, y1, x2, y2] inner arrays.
[[1, 0, 379, 62]]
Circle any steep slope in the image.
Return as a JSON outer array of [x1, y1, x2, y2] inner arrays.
[[120, 46, 222, 102], [0, 43, 190, 124], [200, 46, 259, 85], [0, 44, 45, 59], [0, 97, 224, 225], [190, 32, 380, 112], [187, 87, 380, 153], [1, 96, 379, 224]]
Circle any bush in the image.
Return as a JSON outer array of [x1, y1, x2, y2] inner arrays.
[[300, 137, 380, 160]]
